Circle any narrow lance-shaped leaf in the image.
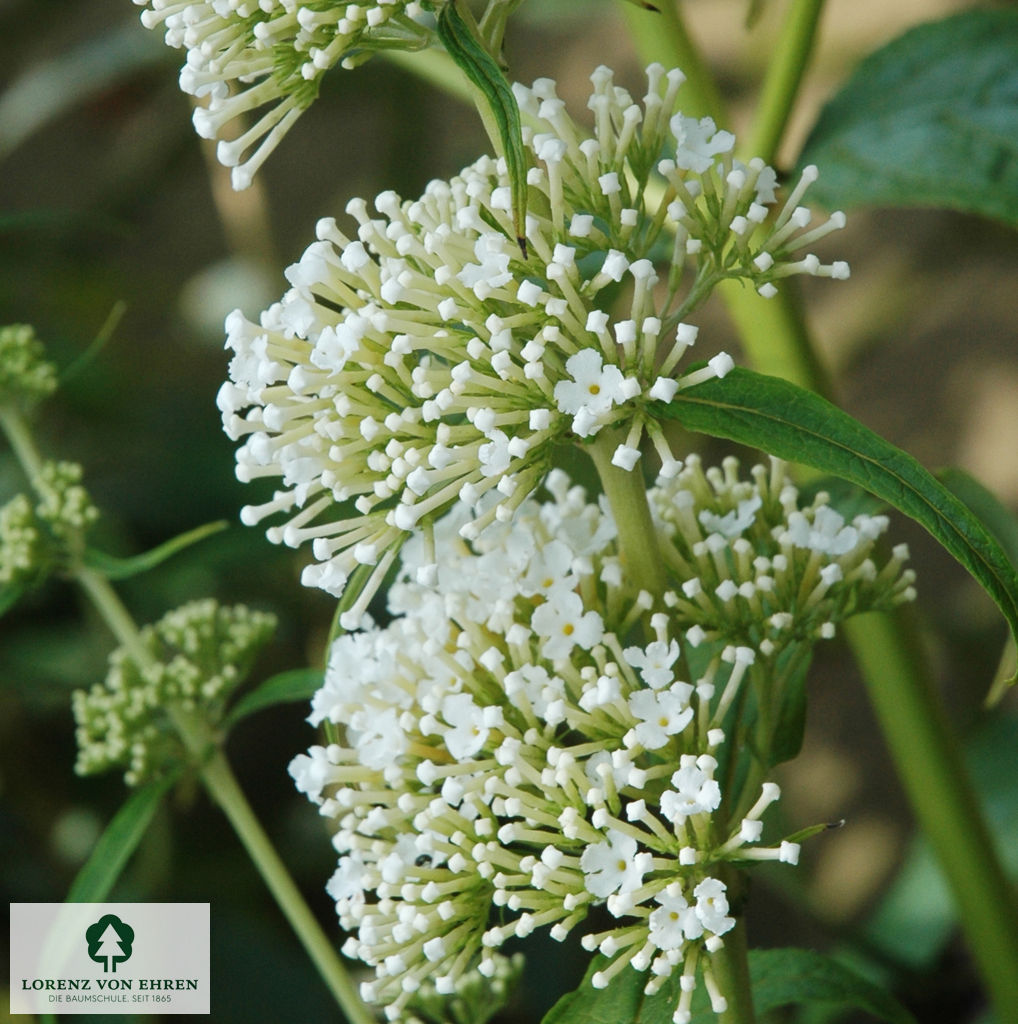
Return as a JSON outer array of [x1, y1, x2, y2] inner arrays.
[[225, 667, 325, 728], [658, 367, 1018, 687], [67, 772, 178, 902], [798, 9, 1018, 226], [437, 0, 529, 253], [82, 520, 228, 581]]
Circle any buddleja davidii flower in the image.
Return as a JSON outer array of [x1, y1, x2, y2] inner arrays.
[[513, 64, 849, 315], [220, 63, 851, 619], [650, 454, 916, 656], [73, 599, 276, 785], [290, 476, 804, 1023], [134, 0, 431, 189]]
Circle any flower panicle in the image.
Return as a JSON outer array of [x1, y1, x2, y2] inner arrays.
[[221, 65, 849, 622], [0, 323, 58, 408], [291, 458, 912, 1022], [134, 0, 432, 189]]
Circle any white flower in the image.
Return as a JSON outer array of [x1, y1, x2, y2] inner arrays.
[[580, 830, 651, 898], [623, 639, 681, 689], [531, 591, 604, 659], [627, 686, 694, 749], [692, 877, 735, 936], [660, 755, 722, 825], [222, 66, 848, 620], [553, 349, 628, 437], [134, 1, 431, 188], [649, 889, 698, 950], [671, 115, 735, 173]]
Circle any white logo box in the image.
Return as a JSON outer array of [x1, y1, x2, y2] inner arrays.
[[10, 903, 210, 1015]]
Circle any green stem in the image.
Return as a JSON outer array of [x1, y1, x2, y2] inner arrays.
[[587, 430, 666, 599], [193, 744, 377, 1024], [619, 0, 723, 121], [845, 610, 1018, 1019], [1, 406, 373, 1024], [739, 0, 827, 163]]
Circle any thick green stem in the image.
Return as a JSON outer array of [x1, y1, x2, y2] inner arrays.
[[845, 610, 1018, 1019], [739, 0, 827, 163], [587, 430, 666, 599], [623, 5, 1018, 1022], [619, 0, 723, 121]]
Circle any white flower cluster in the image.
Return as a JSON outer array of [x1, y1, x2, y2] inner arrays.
[[291, 459, 913, 1023], [74, 599, 276, 785], [133, 0, 430, 188], [220, 65, 847, 625]]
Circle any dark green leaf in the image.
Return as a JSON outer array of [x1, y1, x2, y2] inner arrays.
[[747, 948, 916, 1024], [437, 1, 529, 251], [660, 367, 1018, 687], [768, 645, 813, 767], [799, 10, 1018, 225], [939, 467, 1018, 568], [66, 773, 177, 903], [82, 520, 228, 580], [543, 947, 913, 1024], [224, 667, 324, 727], [542, 954, 687, 1024], [0, 580, 29, 617]]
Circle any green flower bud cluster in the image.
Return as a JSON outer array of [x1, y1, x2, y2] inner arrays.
[[0, 493, 44, 590], [0, 461, 99, 595], [73, 599, 277, 785], [0, 324, 58, 408], [33, 460, 99, 546], [404, 952, 524, 1024]]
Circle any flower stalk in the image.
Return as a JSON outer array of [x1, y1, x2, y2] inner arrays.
[[625, 5, 1018, 1021], [588, 429, 667, 599], [0, 402, 374, 1024]]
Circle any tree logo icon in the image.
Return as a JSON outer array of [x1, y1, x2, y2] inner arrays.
[[85, 914, 135, 973]]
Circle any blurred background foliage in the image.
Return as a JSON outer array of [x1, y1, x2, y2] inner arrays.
[[2, 1, 1017, 1021]]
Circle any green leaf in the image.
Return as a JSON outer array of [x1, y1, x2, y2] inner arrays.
[[66, 773, 177, 903], [543, 948, 914, 1024], [660, 367, 1018, 687], [224, 667, 324, 728], [542, 955, 686, 1024], [82, 520, 229, 580], [746, 948, 916, 1024], [939, 467, 1018, 568], [437, 0, 529, 251], [798, 9, 1018, 225]]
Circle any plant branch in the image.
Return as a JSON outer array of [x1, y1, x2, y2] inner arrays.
[[587, 430, 666, 600], [739, 0, 827, 164], [623, 5, 1018, 1023]]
